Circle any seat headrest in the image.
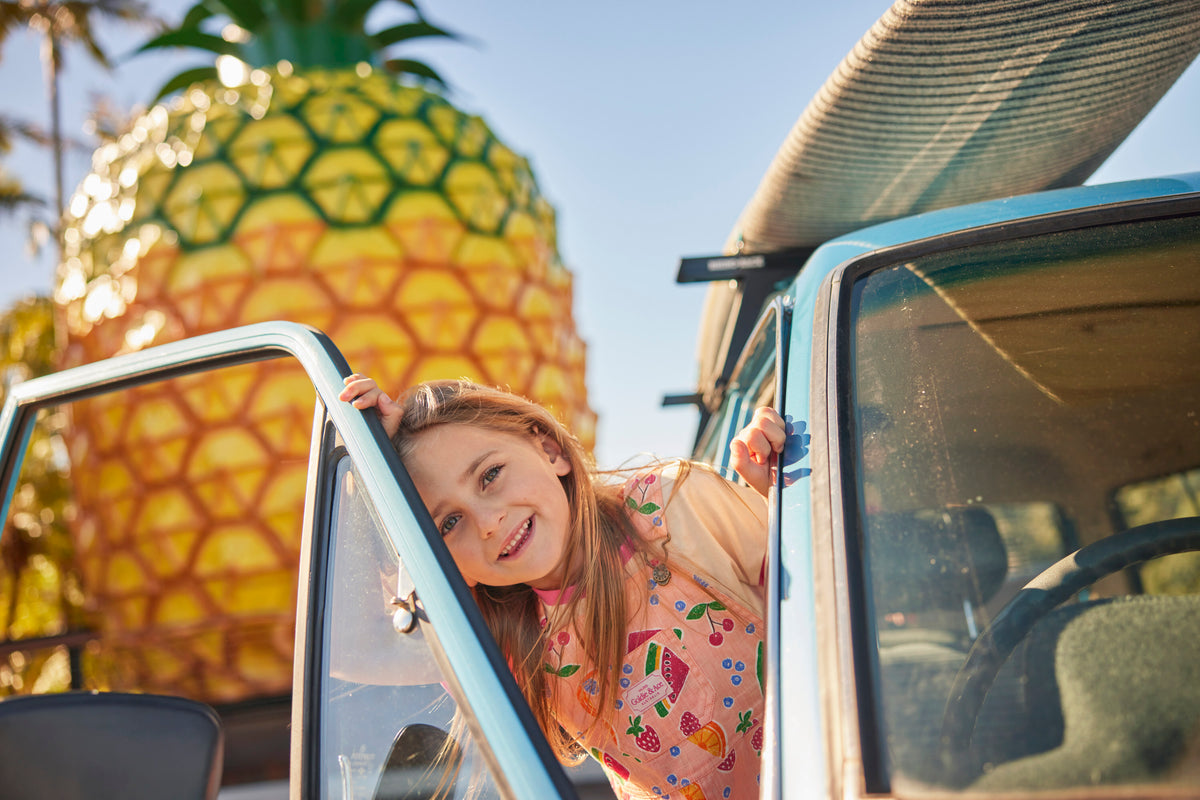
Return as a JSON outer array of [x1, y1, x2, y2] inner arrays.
[[0, 691, 224, 800], [868, 507, 1008, 613]]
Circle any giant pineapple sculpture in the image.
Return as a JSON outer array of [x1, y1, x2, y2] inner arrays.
[[53, 1, 593, 703]]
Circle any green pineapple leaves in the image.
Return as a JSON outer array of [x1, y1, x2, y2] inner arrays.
[[195, 0, 264, 29], [332, 0, 417, 30], [150, 66, 220, 102], [381, 58, 447, 87], [138, 28, 240, 58], [137, 0, 461, 102], [370, 19, 457, 50]]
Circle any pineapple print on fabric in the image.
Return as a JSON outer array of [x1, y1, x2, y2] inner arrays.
[[545, 471, 765, 800]]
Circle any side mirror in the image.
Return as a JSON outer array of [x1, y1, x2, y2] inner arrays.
[[371, 722, 462, 800]]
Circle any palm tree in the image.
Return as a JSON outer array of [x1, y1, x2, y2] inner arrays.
[[0, 0, 153, 257]]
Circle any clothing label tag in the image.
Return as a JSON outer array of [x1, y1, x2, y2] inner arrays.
[[626, 670, 671, 715]]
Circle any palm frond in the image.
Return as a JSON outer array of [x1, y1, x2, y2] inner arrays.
[[5, 0, 161, 72], [0, 184, 45, 215], [73, 14, 114, 67], [0, 6, 18, 43], [87, 0, 155, 24], [0, 115, 52, 149]]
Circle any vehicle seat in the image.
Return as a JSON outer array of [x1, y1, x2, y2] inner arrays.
[[866, 507, 1008, 783], [0, 690, 224, 799], [974, 594, 1200, 790], [869, 507, 1008, 620]]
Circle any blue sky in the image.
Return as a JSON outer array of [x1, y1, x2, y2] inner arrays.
[[2, 1, 1198, 467]]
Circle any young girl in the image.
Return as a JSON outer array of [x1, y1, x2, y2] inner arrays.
[[339, 375, 785, 800]]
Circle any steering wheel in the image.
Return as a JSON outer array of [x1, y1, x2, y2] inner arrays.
[[938, 516, 1200, 775]]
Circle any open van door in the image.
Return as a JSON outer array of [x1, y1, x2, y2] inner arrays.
[[0, 322, 578, 799]]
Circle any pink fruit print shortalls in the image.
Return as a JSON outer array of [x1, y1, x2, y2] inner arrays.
[[542, 471, 765, 800]]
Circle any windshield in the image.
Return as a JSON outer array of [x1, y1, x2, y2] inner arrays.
[[846, 211, 1200, 793]]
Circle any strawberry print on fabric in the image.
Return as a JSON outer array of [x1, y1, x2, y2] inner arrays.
[[626, 715, 662, 753]]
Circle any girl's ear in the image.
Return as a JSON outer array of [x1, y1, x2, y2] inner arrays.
[[539, 433, 572, 477]]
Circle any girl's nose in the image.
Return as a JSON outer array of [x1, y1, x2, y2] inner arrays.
[[473, 505, 505, 539]]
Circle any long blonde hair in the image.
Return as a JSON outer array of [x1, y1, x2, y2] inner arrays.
[[390, 379, 667, 762]]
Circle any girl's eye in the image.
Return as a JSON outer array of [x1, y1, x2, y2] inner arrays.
[[481, 465, 502, 487], [439, 515, 460, 537]]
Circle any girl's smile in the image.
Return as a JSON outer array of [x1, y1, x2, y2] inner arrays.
[[403, 423, 574, 590], [498, 517, 534, 558]]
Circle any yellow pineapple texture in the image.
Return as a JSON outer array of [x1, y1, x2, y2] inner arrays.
[[54, 68, 594, 702]]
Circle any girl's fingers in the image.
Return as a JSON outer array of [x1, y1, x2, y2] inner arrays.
[[338, 375, 379, 402], [338, 374, 401, 437], [742, 428, 771, 464], [737, 409, 785, 459], [730, 439, 771, 497], [729, 407, 789, 497], [753, 408, 787, 451]]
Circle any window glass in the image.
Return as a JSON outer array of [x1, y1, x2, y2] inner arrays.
[[0, 405, 79, 697], [1114, 467, 1200, 595], [847, 213, 1200, 793], [697, 309, 778, 473], [320, 458, 503, 800]]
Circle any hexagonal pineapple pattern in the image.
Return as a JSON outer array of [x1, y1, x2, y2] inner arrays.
[[54, 68, 594, 703]]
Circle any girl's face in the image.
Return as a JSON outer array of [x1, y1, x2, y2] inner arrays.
[[404, 423, 574, 590]]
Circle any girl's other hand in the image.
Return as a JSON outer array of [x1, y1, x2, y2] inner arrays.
[[339, 374, 402, 437], [730, 406, 786, 497]]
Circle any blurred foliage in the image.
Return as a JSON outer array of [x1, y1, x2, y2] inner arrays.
[[1140, 552, 1200, 596], [0, 294, 87, 696], [1, 0, 157, 262], [1114, 467, 1200, 595], [0, 113, 46, 227]]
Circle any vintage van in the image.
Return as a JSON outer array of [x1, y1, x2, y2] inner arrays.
[[1, 0, 1199, 797], [1, 170, 1198, 799]]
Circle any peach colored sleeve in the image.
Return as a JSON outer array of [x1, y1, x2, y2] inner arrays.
[[653, 467, 769, 617]]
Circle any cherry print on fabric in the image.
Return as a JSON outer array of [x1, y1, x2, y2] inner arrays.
[[546, 630, 581, 679], [684, 600, 734, 647], [625, 474, 664, 526]]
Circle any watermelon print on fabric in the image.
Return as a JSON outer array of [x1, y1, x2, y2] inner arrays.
[[540, 469, 767, 800]]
